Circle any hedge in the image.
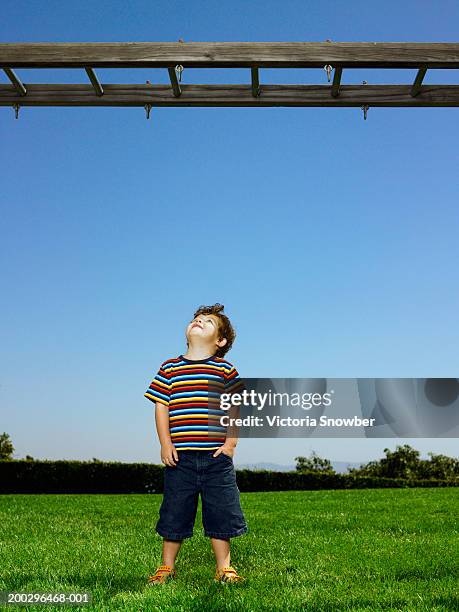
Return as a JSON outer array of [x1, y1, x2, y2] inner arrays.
[[0, 460, 457, 494]]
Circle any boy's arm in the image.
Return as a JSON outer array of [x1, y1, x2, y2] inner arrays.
[[155, 402, 179, 466], [222, 367, 245, 450], [155, 401, 172, 446], [224, 402, 241, 448]]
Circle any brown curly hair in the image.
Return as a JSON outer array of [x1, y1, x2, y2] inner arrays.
[[187, 303, 236, 358]]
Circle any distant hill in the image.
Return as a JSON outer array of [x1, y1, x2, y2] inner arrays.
[[235, 461, 362, 473]]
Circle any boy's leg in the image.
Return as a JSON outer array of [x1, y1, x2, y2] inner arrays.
[[202, 452, 248, 581], [162, 538, 183, 567], [156, 453, 200, 541], [210, 537, 231, 570], [201, 452, 248, 541], [211, 536, 245, 582]]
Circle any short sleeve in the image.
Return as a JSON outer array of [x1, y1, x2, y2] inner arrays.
[[224, 365, 245, 396], [144, 363, 171, 407]]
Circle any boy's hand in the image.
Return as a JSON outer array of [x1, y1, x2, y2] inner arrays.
[[161, 441, 179, 467], [213, 443, 235, 459]]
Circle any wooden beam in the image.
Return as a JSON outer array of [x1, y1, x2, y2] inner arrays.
[[1, 42, 458, 69], [84, 67, 103, 96], [331, 67, 342, 97], [3, 68, 27, 95], [411, 65, 428, 97], [167, 67, 182, 97], [251, 67, 260, 97], [1, 84, 458, 107]]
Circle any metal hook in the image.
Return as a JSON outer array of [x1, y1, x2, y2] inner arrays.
[[324, 64, 333, 83], [13, 103, 20, 119], [175, 64, 184, 83], [144, 104, 152, 120], [361, 80, 369, 120]]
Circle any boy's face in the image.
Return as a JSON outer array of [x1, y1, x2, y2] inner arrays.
[[186, 313, 227, 351]]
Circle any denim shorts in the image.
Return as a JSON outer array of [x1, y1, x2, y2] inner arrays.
[[156, 449, 248, 540]]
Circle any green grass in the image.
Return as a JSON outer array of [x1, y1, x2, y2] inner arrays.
[[0, 488, 458, 611]]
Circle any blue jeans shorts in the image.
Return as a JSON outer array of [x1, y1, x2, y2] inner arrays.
[[156, 449, 248, 540]]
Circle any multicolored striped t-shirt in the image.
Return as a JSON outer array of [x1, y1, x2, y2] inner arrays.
[[144, 354, 244, 451]]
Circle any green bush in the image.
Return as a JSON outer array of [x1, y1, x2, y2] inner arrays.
[[0, 460, 457, 494], [0, 460, 164, 494]]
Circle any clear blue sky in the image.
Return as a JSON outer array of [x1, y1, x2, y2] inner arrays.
[[1, 1, 458, 465]]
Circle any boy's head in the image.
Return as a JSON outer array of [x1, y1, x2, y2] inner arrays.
[[185, 303, 236, 359]]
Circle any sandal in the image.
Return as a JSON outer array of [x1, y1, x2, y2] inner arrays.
[[214, 565, 244, 583], [147, 564, 177, 585]]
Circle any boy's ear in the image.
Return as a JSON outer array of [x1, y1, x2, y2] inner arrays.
[[217, 337, 228, 348]]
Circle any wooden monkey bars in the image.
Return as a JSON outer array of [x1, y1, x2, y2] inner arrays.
[[1, 42, 459, 110]]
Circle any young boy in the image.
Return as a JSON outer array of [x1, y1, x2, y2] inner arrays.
[[144, 303, 248, 584]]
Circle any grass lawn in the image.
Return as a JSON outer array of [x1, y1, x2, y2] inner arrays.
[[0, 488, 458, 611]]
